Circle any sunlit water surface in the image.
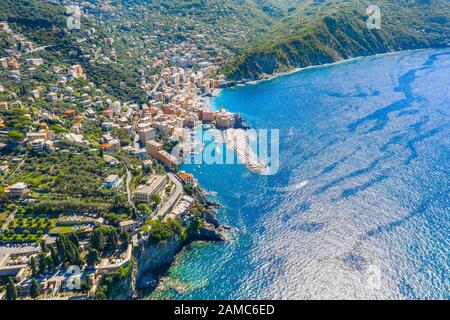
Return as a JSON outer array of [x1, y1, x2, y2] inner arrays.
[[147, 49, 450, 300]]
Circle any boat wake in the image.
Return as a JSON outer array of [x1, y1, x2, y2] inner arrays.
[[275, 180, 309, 193]]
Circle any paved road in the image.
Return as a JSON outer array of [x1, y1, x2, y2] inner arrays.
[[24, 43, 84, 55], [125, 164, 137, 214], [0, 245, 38, 259], [151, 74, 163, 93], [154, 173, 183, 219], [1, 153, 27, 182], [1, 207, 18, 232], [23, 45, 55, 54]]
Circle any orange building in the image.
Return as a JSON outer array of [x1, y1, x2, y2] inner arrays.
[[101, 141, 120, 153], [71, 65, 85, 79], [179, 173, 196, 186], [64, 109, 76, 118], [7, 59, 19, 69], [157, 150, 179, 170], [102, 109, 114, 117]]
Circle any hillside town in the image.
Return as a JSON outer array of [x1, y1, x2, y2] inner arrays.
[[0, 1, 241, 300]]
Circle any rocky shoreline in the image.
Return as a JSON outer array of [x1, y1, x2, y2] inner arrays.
[[135, 220, 229, 297], [110, 194, 230, 300]]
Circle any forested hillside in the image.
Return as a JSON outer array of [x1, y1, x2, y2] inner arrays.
[[1, 0, 448, 82], [225, 0, 450, 80]]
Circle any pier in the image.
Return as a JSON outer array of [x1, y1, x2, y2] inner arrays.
[[224, 129, 268, 175]]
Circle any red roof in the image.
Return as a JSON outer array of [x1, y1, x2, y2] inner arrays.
[[180, 173, 194, 181]]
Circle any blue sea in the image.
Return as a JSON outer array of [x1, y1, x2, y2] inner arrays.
[[149, 49, 450, 300]]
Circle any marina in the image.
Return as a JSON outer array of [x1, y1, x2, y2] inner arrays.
[[223, 129, 268, 175]]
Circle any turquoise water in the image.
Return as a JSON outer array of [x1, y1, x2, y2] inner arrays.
[[150, 49, 450, 300]]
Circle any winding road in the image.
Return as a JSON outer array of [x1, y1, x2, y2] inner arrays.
[[124, 163, 137, 214], [1, 153, 28, 183], [1, 207, 18, 232], [154, 172, 183, 219]]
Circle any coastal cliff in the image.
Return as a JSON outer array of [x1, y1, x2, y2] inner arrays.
[[107, 213, 228, 300], [104, 260, 137, 300], [225, 1, 450, 81], [134, 219, 229, 294], [134, 235, 184, 292]]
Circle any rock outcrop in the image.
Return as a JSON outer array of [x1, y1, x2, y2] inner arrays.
[[134, 236, 184, 292], [114, 219, 230, 298], [107, 262, 137, 300], [194, 223, 230, 242]]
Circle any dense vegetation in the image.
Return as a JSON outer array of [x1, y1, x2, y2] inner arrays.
[[5, 1, 447, 83], [225, 0, 450, 80], [0, 0, 67, 46], [0, 215, 57, 242], [119, 0, 279, 31], [94, 258, 134, 300], [0, 0, 147, 102]]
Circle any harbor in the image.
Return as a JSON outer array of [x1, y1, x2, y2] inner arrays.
[[223, 129, 268, 175]]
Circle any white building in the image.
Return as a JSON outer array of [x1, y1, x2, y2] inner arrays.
[[133, 174, 167, 204], [138, 127, 156, 145], [118, 220, 140, 232], [103, 175, 123, 189], [6, 183, 29, 198]]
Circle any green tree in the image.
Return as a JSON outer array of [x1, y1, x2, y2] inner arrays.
[[147, 220, 177, 243], [183, 185, 193, 195], [7, 130, 24, 142], [38, 253, 47, 275], [86, 249, 100, 267], [94, 287, 107, 300], [45, 255, 55, 272], [0, 191, 8, 203], [67, 243, 81, 266], [119, 230, 131, 247], [106, 229, 119, 251], [69, 233, 79, 247], [49, 246, 59, 266], [137, 203, 151, 216], [5, 277, 17, 300], [183, 218, 201, 240], [40, 240, 48, 254], [150, 194, 161, 208], [55, 235, 82, 266], [30, 279, 40, 299], [81, 276, 93, 294], [91, 229, 105, 251], [29, 256, 38, 277], [56, 236, 67, 261]]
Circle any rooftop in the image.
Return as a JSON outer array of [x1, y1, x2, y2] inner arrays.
[[9, 182, 28, 189], [119, 220, 138, 227], [134, 174, 166, 195]]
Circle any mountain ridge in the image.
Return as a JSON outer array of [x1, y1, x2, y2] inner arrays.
[[224, 0, 450, 80]]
